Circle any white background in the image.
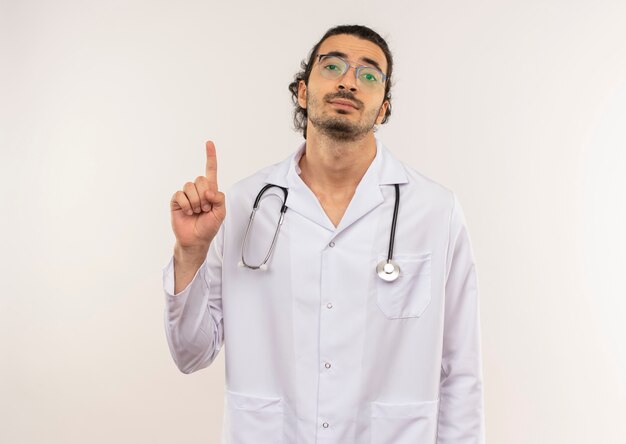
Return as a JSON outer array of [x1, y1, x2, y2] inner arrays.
[[1, 0, 625, 442]]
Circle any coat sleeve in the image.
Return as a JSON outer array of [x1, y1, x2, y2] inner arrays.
[[162, 225, 225, 374], [436, 192, 486, 443]]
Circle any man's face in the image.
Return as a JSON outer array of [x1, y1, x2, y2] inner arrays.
[[297, 34, 390, 142]]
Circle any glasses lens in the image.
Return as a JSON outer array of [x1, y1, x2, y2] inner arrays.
[[358, 67, 384, 87], [318, 56, 347, 79]]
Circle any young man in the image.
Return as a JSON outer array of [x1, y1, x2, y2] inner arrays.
[[164, 24, 486, 444]]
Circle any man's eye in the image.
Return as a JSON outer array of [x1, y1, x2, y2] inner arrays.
[[361, 72, 378, 82], [325, 64, 340, 71]]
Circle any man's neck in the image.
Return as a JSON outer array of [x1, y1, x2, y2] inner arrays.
[[298, 130, 377, 194], [297, 130, 377, 227]]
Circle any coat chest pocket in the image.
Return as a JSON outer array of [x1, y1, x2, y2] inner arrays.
[[224, 389, 284, 444], [376, 252, 432, 319]]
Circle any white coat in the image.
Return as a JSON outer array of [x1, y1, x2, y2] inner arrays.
[[163, 137, 486, 443]]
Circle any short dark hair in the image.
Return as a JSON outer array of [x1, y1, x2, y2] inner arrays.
[[287, 24, 394, 139]]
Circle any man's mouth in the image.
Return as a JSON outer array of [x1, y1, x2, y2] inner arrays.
[[329, 99, 358, 109]]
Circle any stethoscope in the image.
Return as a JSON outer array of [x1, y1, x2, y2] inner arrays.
[[240, 183, 401, 282]]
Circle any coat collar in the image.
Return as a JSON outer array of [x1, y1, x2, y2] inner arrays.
[[262, 136, 408, 232], [263, 136, 408, 187]]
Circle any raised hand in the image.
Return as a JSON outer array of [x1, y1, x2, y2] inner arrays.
[[170, 141, 226, 251]]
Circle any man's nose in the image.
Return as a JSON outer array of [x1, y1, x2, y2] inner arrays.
[[337, 66, 358, 92]]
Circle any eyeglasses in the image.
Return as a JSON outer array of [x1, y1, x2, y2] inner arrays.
[[316, 54, 387, 89]]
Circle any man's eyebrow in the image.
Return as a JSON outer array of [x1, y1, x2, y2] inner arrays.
[[360, 56, 384, 73], [321, 51, 385, 73]]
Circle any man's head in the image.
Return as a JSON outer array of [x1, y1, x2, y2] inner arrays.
[[288, 25, 393, 140]]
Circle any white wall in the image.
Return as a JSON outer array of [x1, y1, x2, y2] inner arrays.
[[1, 0, 625, 442]]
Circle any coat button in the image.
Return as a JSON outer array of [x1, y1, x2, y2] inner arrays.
[[329, 241, 335, 247], [322, 422, 329, 428], [325, 362, 331, 369], [326, 302, 333, 309]]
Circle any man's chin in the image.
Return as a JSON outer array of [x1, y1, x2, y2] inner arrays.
[[310, 112, 375, 139]]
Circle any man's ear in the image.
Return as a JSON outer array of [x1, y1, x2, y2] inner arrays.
[[297, 80, 307, 109], [375, 99, 389, 124]]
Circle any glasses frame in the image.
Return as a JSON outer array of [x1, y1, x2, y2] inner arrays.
[[316, 53, 388, 86]]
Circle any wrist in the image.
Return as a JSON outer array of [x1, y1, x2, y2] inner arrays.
[[173, 242, 209, 268]]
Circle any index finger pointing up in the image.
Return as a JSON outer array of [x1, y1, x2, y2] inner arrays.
[[205, 140, 218, 189]]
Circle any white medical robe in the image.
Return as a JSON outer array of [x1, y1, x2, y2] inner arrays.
[[163, 137, 486, 443]]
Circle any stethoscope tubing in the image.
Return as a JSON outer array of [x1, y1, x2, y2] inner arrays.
[[386, 184, 400, 263], [240, 182, 401, 281], [240, 185, 289, 270]]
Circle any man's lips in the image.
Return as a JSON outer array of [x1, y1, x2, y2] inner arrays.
[[329, 99, 358, 109]]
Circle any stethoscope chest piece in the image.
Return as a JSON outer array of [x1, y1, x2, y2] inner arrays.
[[376, 260, 400, 282]]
